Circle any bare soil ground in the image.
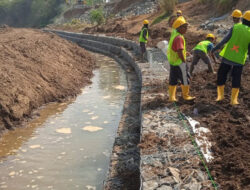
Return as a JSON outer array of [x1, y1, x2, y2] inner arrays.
[[81, 0, 249, 51], [178, 63, 250, 190], [0, 26, 95, 136], [81, 1, 212, 51], [144, 62, 250, 190]]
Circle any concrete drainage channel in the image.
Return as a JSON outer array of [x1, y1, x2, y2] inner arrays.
[[45, 30, 216, 190]]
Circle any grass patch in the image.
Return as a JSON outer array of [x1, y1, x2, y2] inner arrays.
[[90, 7, 105, 25], [151, 11, 171, 26], [150, 0, 177, 26]]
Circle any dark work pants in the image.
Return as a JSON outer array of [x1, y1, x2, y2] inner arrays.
[[190, 50, 213, 74], [217, 62, 243, 88], [169, 63, 190, 86], [140, 42, 146, 54]]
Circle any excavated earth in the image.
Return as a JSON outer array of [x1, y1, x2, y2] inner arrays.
[[0, 26, 95, 136], [179, 63, 250, 190], [150, 62, 250, 190]]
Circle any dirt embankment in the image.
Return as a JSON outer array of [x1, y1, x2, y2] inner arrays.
[[81, 0, 249, 51], [146, 62, 250, 190], [179, 63, 250, 190], [0, 26, 95, 136], [81, 0, 211, 51]]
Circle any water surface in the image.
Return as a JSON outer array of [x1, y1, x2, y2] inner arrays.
[[0, 54, 127, 190]]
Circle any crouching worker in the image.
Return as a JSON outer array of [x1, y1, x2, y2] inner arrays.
[[190, 33, 217, 75], [139, 20, 149, 62], [167, 17, 195, 102], [212, 11, 250, 105]]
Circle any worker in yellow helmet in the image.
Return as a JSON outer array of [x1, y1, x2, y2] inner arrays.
[[190, 33, 217, 75], [177, 10, 182, 17], [212, 10, 250, 105], [231, 9, 242, 24], [139, 20, 149, 62], [167, 17, 195, 102]]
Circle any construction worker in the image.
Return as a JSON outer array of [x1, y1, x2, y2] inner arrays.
[[139, 20, 149, 62], [232, 9, 242, 24], [177, 10, 182, 17], [167, 17, 195, 102], [212, 10, 250, 105], [190, 33, 217, 75]]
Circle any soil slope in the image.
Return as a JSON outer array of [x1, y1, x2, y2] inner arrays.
[[179, 64, 250, 190], [82, 0, 250, 50], [0, 26, 95, 135]]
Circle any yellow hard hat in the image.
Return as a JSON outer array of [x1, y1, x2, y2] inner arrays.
[[177, 10, 182, 14], [143, 20, 149, 25], [172, 17, 187, 29], [206, 33, 215, 39], [231, 9, 242, 18], [243, 10, 250, 21]]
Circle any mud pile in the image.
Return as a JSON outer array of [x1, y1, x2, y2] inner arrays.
[[0, 27, 95, 135], [140, 61, 250, 189], [177, 63, 250, 190], [82, 15, 171, 48]]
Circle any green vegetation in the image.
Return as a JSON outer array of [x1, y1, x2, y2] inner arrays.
[[0, 0, 65, 27], [151, 12, 170, 26], [85, 0, 104, 6], [90, 8, 105, 25], [58, 18, 91, 31], [151, 0, 177, 26]]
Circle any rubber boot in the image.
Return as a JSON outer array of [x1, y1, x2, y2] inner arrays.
[[168, 85, 177, 102], [230, 88, 240, 105], [216, 85, 225, 102], [181, 85, 195, 100]]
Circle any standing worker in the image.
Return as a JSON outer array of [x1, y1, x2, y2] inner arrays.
[[139, 20, 149, 62], [231, 9, 242, 24], [167, 17, 195, 102], [212, 11, 250, 105], [190, 33, 217, 75]]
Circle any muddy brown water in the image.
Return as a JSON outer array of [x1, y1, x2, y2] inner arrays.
[[0, 55, 128, 190]]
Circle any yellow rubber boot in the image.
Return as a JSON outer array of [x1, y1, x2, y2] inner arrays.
[[216, 85, 225, 102], [230, 88, 240, 105], [181, 85, 195, 100], [168, 85, 177, 102]]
